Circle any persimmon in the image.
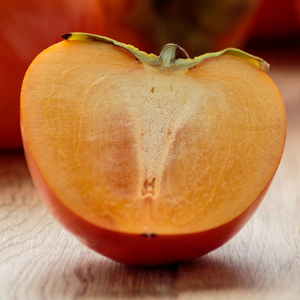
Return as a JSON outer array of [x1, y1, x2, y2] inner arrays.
[[292, 0, 300, 35], [248, 0, 300, 43], [100, 0, 260, 57], [0, 0, 104, 150], [21, 33, 286, 266]]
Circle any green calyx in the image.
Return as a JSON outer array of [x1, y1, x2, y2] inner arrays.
[[61, 33, 270, 72]]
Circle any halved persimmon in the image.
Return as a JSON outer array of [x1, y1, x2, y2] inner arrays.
[[21, 33, 286, 265]]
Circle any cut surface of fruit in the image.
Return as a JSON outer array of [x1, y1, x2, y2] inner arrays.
[[21, 34, 286, 265]]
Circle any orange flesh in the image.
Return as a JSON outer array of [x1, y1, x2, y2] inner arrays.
[[21, 40, 286, 235]]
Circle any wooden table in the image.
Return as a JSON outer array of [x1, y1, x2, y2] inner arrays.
[[1, 47, 300, 300]]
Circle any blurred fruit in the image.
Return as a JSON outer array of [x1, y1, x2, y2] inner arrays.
[[99, 0, 150, 52], [100, 0, 260, 57], [248, 0, 300, 43], [0, 0, 104, 150], [21, 33, 286, 265], [293, 0, 300, 33]]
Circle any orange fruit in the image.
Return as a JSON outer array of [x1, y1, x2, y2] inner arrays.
[[21, 33, 286, 265], [100, 0, 260, 56]]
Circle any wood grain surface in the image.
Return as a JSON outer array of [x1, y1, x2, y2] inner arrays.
[[1, 47, 300, 300]]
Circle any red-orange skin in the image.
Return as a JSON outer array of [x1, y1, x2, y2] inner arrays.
[[293, 0, 300, 29], [100, 0, 260, 55], [22, 124, 274, 266], [0, 0, 104, 150], [249, 0, 300, 41], [99, 0, 151, 52]]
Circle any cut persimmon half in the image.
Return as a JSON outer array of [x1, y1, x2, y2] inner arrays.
[[20, 33, 286, 265]]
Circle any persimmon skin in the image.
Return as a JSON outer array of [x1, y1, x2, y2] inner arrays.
[[249, 0, 300, 42], [0, 0, 104, 150], [23, 129, 272, 265]]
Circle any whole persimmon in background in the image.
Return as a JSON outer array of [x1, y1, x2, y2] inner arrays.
[[248, 0, 300, 44], [0, 0, 104, 150], [21, 33, 286, 266], [100, 0, 260, 57], [295, 0, 300, 27]]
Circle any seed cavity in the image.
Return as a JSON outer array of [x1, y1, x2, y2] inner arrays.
[[142, 177, 156, 196]]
